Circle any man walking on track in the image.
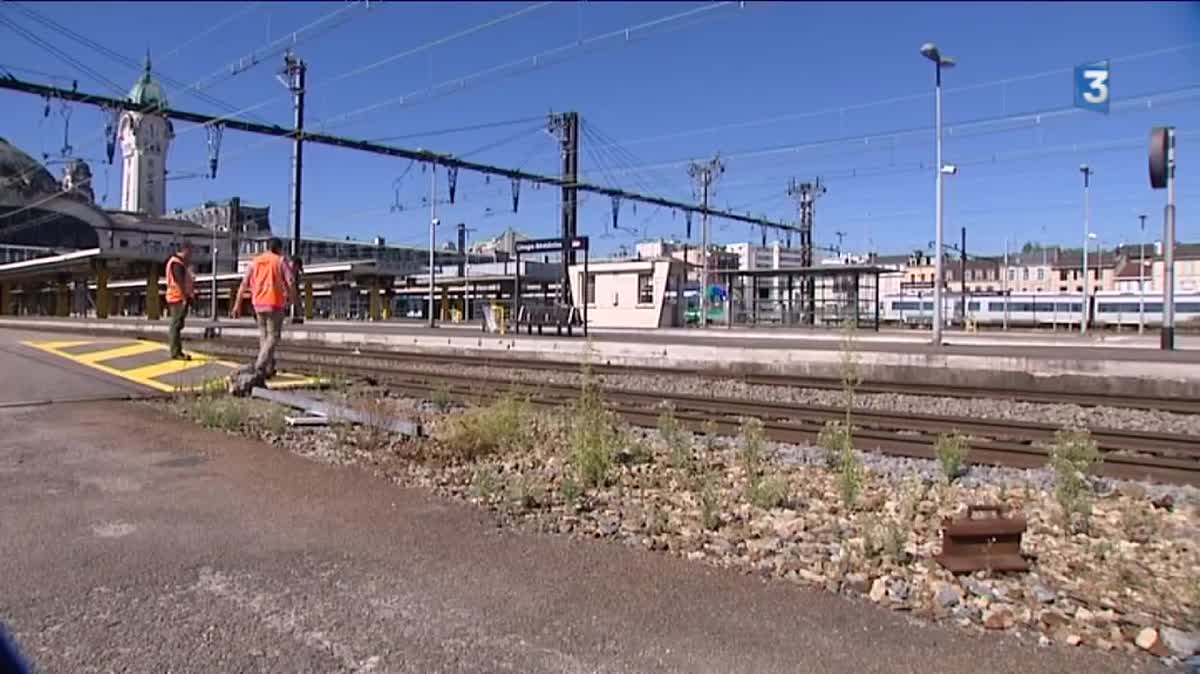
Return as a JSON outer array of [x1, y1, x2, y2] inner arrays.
[[231, 237, 297, 378], [165, 241, 196, 360]]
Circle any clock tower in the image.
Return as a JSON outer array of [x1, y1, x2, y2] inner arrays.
[[118, 53, 173, 216]]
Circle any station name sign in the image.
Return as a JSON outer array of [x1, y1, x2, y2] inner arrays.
[[514, 236, 589, 254]]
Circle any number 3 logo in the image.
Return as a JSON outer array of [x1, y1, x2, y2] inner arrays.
[[1081, 69, 1109, 104]]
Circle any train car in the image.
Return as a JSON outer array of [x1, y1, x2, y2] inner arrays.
[[881, 291, 1200, 330]]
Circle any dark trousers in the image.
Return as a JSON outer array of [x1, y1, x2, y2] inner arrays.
[[168, 301, 189, 357]]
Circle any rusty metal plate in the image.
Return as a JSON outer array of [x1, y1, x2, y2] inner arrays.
[[934, 505, 1031, 574]]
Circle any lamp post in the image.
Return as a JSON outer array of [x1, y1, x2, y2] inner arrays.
[[1079, 164, 1093, 335], [1138, 213, 1147, 334], [921, 42, 955, 345]]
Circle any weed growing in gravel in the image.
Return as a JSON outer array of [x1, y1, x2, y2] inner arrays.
[[836, 445, 863, 510], [441, 394, 529, 460], [881, 517, 907, 561], [739, 417, 766, 477], [701, 419, 721, 452], [1120, 503, 1160, 544], [560, 473, 581, 508], [261, 403, 289, 437], [658, 403, 691, 470], [351, 395, 396, 451], [193, 395, 249, 432], [506, 474, 543, 511], [1048, 428, 1102, 524], [472, 465, 500, 502], [745, 475, 789, 510], [699, 472, 721, 531], [431, 381, 453, 412], [620, 436, 654, 466], [568, 354, 622, 489], [934, 432, 969, 482], [817, 420, 850, 470]]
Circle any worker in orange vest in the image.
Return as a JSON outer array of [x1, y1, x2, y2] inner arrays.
[[165, 241, 196, 360], [231, 237, 297, 377]]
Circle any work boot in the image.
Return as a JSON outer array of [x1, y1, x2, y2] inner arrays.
[[172, 353, 192, 361]]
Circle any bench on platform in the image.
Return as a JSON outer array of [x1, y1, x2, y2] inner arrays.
[[516, 304, 581, 336]]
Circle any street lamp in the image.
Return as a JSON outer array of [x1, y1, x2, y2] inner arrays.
[[1079, 164, 1093, 335], [922, 42, 955, 345]]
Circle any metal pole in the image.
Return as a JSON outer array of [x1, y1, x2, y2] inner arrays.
[[960, 226, 966, 325], [700, 175, 710, 328], [286, 54, 306, 324], [428, 162, 437, 328], [1163, 128, 1176, 350], [1002, 237, 1008, 331], [211, 222, 218, 320], [1139, 213, 1147, 334], [1080, 166, 1091, 335], [932, 60, 945, 345]]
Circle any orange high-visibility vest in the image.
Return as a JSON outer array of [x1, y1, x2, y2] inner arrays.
[[248, 251, 288, 310], [165, 254, 194, 304]]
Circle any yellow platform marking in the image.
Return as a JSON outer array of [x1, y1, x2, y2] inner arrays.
[[123, 357, 212, 381], [74, 341, 164, 364], [23, 339, 320, 393]]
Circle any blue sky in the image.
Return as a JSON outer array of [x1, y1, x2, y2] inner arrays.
[[1, 1, 1197, 258]]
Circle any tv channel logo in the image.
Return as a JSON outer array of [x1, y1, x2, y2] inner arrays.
[[1075, 60, 1110, 113]]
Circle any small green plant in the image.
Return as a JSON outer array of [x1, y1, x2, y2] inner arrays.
[[881, 518, 907, 561], [1120, 503, 1159, 544], [837, 445, 863, 509], [739, 417, 766, 477], [472, 465, 501, 502], [440, 394, 529, 459], [934, 432, 969, 482], [353, 395, 396, 450], [620, 436, 654, 466], [699, 473, 721, 531], [862, 516, 882, 558], [193, 395, 249, 432], [507, 474, 543, 511], [658, 403, 691, 470], [431, 381, 453, 412], [701, 419, 721, 451], [1048, 428, 1102, 520], [817, 420, 850, 471], [561, 473, 581, 508], [567, 356, 621, 489], [262, 404, 289, 437], [745, 474, 789, 510]]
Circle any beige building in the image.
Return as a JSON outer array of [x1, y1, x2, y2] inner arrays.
[[571, 257, 686, 328], [903, 251, 1001, 293]]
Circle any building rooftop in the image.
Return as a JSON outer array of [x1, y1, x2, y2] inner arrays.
[[128, 53, 167, 108]]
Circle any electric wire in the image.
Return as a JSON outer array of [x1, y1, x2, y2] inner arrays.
[[156, 2, 266, 64], [586, 41, 1200, 152], [6, 2, 275, 124], [311, 1, 747, 132]]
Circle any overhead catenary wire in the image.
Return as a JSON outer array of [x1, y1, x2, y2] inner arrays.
[[584, 40, 1200, 153], [311, 1, 749, 132], [5, 2, 275, 124], [155, 2, 266, 64], [178, 1, 371, 96], [134, 0, 557, 144], [0, 15, 127, 95], [594, 83, 1200, 178]]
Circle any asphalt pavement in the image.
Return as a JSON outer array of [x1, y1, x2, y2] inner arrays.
[[0, 396, 1169, 673]]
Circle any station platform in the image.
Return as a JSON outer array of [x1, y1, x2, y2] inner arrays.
[[2, 315, 1199, 398]]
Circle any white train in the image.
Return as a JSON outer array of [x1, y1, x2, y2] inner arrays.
[[882, 291, 1200, 329]]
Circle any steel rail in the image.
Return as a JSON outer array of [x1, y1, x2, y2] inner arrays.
[[250, 352, 1200, 487]]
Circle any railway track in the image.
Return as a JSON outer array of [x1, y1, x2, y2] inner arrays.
[[199, 337, 1200, 415], [200, 343, 1200, 487]]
